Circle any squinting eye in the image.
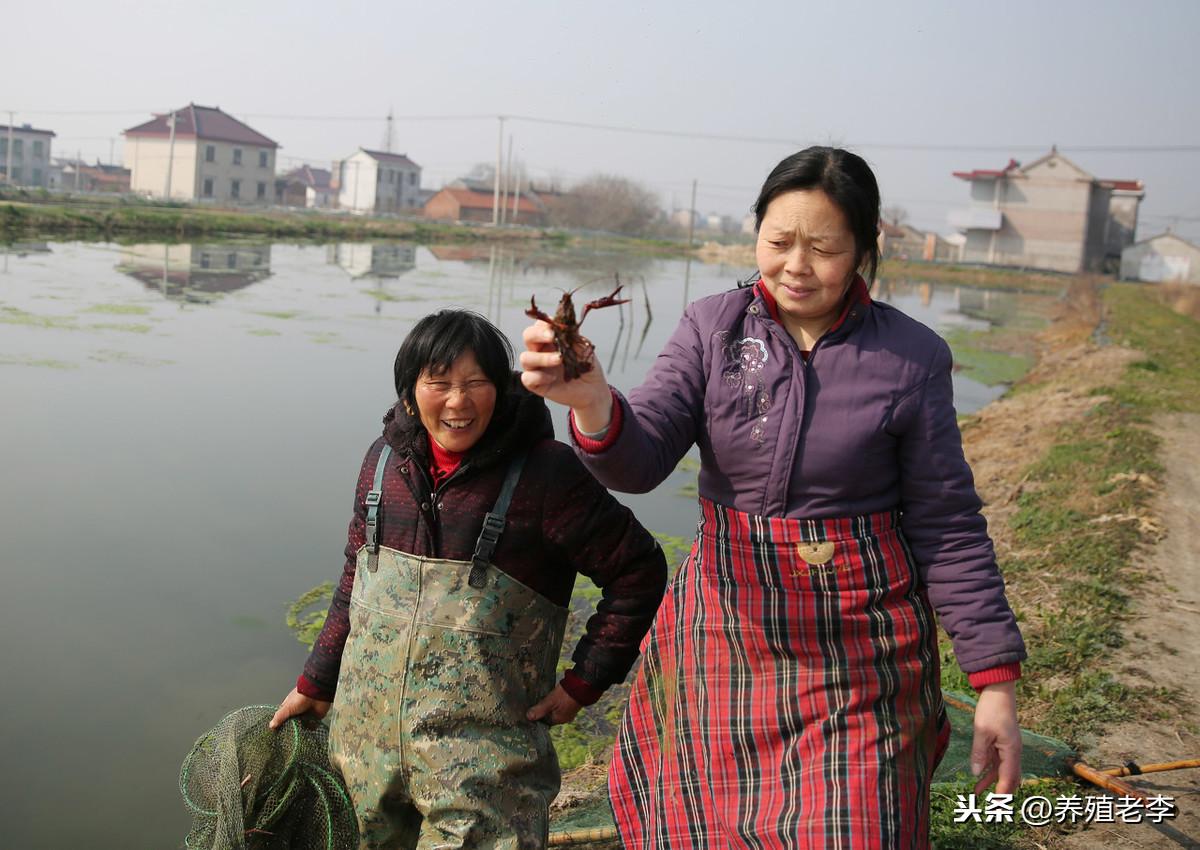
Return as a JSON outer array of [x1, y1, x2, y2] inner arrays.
[[425, 382, 450, 391], [769, 240, 788, 248], [467, 380, 492, 390]]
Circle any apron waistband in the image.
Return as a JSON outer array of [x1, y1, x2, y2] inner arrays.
[[696, 496, 900, 545]]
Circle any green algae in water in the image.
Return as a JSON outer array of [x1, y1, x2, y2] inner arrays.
[[944, 328, 1032, 386], [287, 582, 334, 649], [0, 354, 76, 369], [88, 322, 153, 334], [89, 349, 172, 366], [362, 289, 427, 303], [248, 328, 281, 336], [253, 310, 303, 320], [0, 306, 77, 330], [85, 304, 152, 316]]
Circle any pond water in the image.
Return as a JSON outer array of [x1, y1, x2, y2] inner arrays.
[[0, 240, 1053, 847]]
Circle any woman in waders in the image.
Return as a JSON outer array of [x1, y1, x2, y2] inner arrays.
[[270, 310, 667, 849], [520, 147, 1028, 849]]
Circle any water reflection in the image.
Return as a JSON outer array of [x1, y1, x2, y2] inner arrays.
[[329, 243, 416, 280], [117, 243, 272, 303]]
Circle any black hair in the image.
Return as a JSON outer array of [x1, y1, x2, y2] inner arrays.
[[753, 146, 881, 284], [393, 310, 514, 411]]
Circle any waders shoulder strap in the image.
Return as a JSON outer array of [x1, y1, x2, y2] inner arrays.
[[364, 444, 392, 571], [469, 450, 529, 589]]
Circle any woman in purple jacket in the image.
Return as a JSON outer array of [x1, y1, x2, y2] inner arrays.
[[520, 147, 1026, 849]]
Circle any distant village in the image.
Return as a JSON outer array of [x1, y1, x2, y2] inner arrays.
[[2, 103, 1197, 284]]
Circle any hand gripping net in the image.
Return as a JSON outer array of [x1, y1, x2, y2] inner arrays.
[[180, 705, 358, 850]]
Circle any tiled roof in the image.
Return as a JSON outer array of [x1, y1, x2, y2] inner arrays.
[[0, 124, 55, 136], [359, 149, 420, 168], [435, 187, 540, 214], [1099, 179, 1143, 192], [952, 159, 1020, 181], [123, 104, 278, 148]]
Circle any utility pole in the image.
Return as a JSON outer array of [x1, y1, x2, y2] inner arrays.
[[500, 135, 513, 225], [511, 157, 522, 224], [109, 137, 115, 165], [75, 149, 82, 192], [5, 112, 13, 185], [492, 115, 504, 225], [686, 179, 698, 249], [163, 111, 177, 200]]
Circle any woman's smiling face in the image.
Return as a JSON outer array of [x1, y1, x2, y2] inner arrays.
[[755, 189, 860, 341], [414, 349, 497, 453]]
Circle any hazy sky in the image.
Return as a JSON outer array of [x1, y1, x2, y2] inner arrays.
[[6, 0, 1199, 240]]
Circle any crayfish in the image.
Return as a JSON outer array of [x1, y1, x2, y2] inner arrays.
[[526, 279, 630, 381]]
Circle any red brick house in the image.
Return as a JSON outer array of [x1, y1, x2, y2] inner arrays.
[[423, 186, 544, 225]]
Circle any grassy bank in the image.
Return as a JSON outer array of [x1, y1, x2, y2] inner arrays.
[[0, 193, 702, 258], [0, 195, 569, 245], [938, 281, 1200, 847], [880, 258, 1071, 294]]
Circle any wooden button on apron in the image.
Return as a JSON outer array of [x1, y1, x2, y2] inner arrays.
[[796, 541, 835, 565]]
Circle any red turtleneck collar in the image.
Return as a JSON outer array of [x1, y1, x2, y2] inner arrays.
[[428, 436, 465, 487]]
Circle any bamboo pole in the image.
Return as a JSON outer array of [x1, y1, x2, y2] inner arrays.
[[548, 826, 618, 846], [1100, 758, 1200, 777]]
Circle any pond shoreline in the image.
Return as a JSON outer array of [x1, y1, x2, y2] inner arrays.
[[1, 197, 699, 260]]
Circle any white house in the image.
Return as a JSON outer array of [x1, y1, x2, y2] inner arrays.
[[337, 149, 422, 215], [949, 148, 1143, 273], [0, 122, 56, 187], [123, 104, 280, 204], [1120, 232, 1200, 284]]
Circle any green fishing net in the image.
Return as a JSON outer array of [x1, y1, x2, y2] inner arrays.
[[936, 690, 1075, 785], [179, 705, 358, 850]]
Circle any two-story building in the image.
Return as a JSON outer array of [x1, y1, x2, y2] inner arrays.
[[123, 104, 279, 204], [337, 149, 421, 215], [0, 123, 56, 187], [949, 148, 1143, 273]]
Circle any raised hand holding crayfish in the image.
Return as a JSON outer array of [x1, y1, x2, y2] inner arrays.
[[524, 278, 629, 381]]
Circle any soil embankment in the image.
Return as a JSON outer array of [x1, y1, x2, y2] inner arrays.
[[958, 278, 1200, 848]]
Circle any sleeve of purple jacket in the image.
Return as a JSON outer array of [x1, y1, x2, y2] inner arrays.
[[570, 307, 708, 492], [888, 338, 1027, 673]]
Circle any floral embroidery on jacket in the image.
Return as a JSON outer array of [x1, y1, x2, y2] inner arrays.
[[715, 332, 773, 444]]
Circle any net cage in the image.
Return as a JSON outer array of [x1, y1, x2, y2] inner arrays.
[[179, 705, 358, 850]]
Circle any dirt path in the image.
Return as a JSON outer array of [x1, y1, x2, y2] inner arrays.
[[1059, 412, 1200, 849]]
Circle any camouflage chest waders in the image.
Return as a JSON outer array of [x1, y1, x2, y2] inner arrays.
[[328, 446, 568, 850]]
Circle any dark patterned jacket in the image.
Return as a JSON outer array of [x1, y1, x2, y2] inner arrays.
[[299, 378, 667, 704]]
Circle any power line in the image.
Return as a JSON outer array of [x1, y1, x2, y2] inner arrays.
[[506, 114, 1200, 154], [7, 107, 1199, 154]]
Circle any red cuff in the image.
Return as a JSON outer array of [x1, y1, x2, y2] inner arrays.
[[967, 663, 1022, 691], [296, 673, 335, 702], [560, 669, 605, 706], [569, 389, 623, 454]]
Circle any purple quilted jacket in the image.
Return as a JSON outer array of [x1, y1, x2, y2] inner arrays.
[[574, 279, 1026, 676]]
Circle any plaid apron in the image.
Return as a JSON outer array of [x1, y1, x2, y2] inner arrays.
[[609, 498, 950, 849]]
